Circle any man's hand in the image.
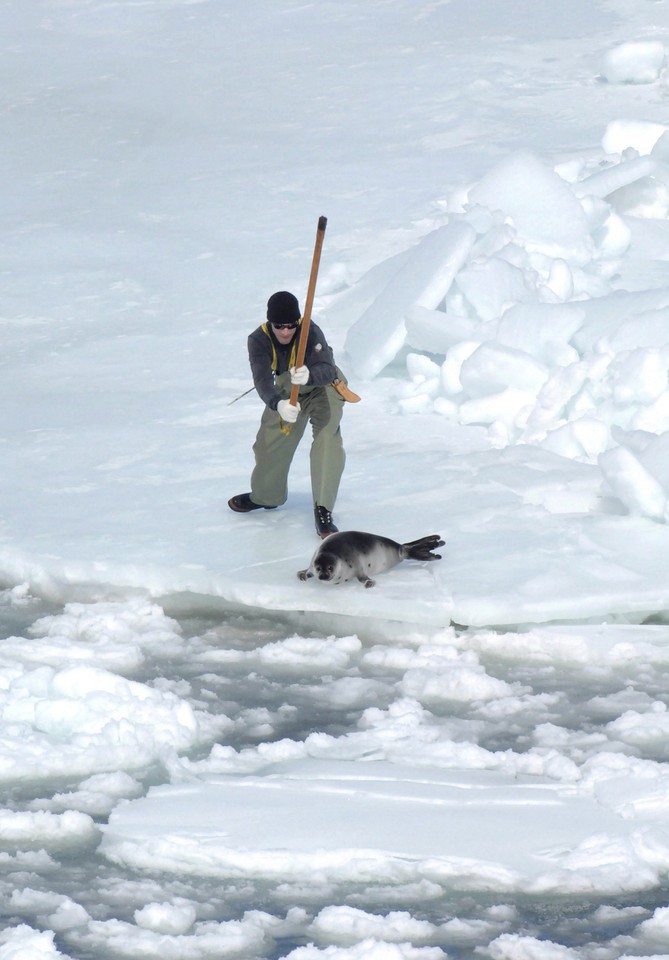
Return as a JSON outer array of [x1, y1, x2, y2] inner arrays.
[[290, 365, 309, 385], [277, 399, 301, 423]]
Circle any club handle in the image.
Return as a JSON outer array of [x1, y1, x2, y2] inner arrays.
[[288, 216, 328, 407]]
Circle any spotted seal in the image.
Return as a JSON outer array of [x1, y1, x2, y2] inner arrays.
[[297, 530, 444, 588]]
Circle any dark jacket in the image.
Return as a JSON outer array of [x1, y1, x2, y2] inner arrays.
[[248, 321, 338, 411]]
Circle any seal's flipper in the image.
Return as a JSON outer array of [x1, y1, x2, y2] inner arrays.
[[401, 535, 445, 562], [357, 575, 375, 588]]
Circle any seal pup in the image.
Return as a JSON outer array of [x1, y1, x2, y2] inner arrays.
[[297, 530, 444, 588]]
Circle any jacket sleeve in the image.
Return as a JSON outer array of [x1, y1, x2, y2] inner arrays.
[[248, 329, 282, 410], [304, 323, 337, 386]]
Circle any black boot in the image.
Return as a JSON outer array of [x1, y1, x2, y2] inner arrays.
[[228, 493, 277, 513], [314, 505, 338, 539]]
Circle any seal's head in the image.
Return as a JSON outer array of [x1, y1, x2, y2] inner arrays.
[[313, 551, 340, 583]]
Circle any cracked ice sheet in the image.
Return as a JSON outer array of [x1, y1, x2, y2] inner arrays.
[[101, 759, 668, 896]]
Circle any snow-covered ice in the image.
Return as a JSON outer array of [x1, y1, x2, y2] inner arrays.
[[3, 0, 669, 957]]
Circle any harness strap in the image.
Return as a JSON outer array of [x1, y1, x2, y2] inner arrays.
[[262, 322, 299, 373]]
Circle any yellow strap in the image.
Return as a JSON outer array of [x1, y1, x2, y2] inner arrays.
[[263, 322, 301, 435], [262, 322, 299, 373]]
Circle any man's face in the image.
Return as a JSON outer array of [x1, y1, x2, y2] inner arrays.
[[271, 322, 298, 345]]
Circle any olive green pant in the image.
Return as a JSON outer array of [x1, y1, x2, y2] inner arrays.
[[250, 379, 346, 511]]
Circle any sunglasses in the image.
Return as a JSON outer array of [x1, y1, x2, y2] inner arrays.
[[272, 322, 299, 330]]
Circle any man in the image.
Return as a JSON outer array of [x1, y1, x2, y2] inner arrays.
[[228, 290, 346, 538]]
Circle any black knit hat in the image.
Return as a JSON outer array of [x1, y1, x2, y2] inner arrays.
[[267, 291, 301, 325]]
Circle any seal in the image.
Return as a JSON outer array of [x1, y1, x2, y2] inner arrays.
[[297, 530, 445, 588]]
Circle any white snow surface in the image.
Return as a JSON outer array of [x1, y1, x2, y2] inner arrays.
[[4, 1, 669, 958]]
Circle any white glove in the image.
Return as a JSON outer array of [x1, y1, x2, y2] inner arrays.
[[277, 398, 300, 423], [290, 365, 309, 385]]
